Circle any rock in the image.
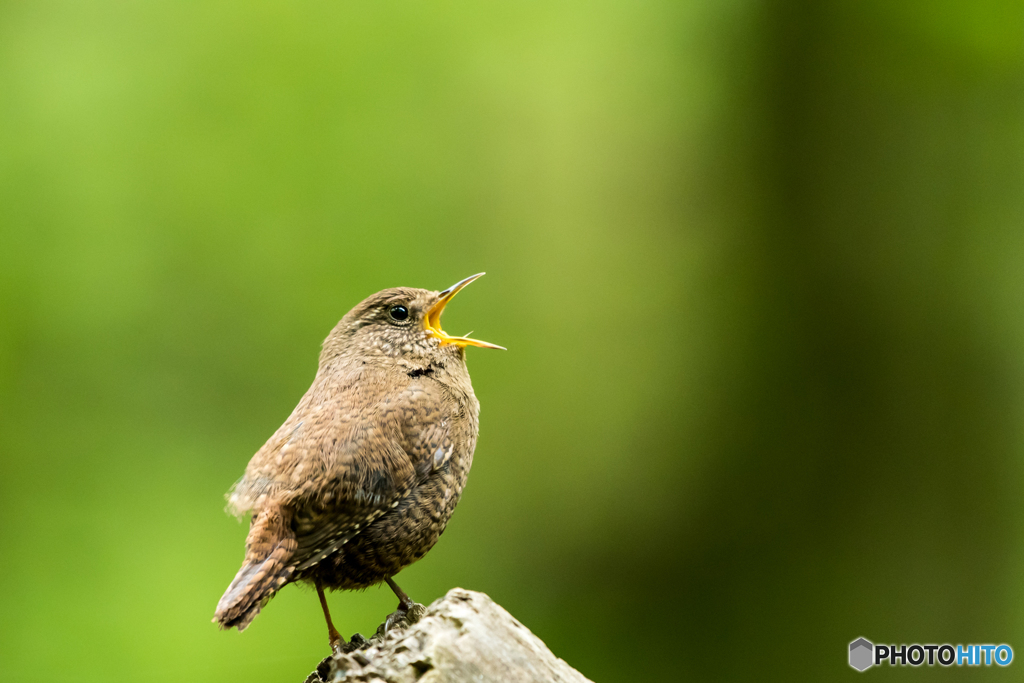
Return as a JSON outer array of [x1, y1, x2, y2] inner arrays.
[[306, 588, 592, 683]]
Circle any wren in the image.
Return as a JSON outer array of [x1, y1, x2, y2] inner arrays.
[[213, 273, 503, 652]]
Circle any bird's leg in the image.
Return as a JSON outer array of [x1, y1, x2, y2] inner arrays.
[[315, 577, 345, 655], [386, 577, 416, 612], [380, 577, 423, 634]]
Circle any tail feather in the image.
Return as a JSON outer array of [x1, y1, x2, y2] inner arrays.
[[214, 506, 297, 631]]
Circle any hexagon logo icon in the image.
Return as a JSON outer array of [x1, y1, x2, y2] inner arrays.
[[849, 638, 874, 671]]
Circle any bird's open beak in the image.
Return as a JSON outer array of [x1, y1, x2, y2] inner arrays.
[[425, 273, 506, 350]]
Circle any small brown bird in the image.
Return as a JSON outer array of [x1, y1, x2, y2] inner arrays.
[[213, 273, 503, 651]]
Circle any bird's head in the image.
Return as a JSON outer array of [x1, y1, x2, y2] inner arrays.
[[323, 273, 505, 365]]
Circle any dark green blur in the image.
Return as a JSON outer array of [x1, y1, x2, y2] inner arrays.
[[1, 1, 1022, 681]]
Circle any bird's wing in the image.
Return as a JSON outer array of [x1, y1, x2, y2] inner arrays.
[[289, 379, 455, 572]]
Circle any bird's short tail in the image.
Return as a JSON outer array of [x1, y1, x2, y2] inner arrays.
[[214, 506, 297, 631]]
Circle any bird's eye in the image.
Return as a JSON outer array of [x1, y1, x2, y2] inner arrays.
[[389, 305, 410, 322]]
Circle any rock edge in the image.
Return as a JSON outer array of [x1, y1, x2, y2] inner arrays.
[[306, 588, 592, 683]]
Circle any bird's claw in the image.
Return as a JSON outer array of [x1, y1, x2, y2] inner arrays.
[[382, 607, 406, 635], [376, 602, 426, 637]]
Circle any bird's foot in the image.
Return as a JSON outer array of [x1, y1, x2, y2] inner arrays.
[[308, 634, 370, 682], [375, 602, 426, 637], [338, 632, 370, 654]]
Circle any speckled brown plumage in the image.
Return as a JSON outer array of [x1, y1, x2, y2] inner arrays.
[[213, 275, 501, 645]]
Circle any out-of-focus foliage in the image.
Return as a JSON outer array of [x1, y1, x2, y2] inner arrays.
[[1, 1, 1022, 681]]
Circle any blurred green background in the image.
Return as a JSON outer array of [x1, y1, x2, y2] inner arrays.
[[1, 1, 1023, 681]]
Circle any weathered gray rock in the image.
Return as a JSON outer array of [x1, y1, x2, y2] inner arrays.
[[306, 588, 592, 683]]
